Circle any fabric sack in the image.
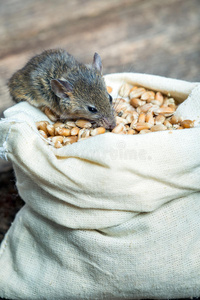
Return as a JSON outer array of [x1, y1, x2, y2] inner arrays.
[[0, 72, 200, 299]]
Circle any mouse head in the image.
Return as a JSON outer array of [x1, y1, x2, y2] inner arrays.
[[50, 53, 116, 130]]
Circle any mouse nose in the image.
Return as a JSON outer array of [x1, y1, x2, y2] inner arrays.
[[102, 116, 116, 130], [109, 119, 116, 130]]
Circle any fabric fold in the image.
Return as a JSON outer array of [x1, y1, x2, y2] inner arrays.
[[0, 73, 200, 299]]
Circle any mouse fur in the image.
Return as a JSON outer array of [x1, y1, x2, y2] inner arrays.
[[8, 49, 116, 129]]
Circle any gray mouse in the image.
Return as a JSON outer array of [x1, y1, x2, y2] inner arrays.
[[8, 49, 116, 129]]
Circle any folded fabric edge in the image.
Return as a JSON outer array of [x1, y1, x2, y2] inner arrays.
[[104, 72, 198, 102]]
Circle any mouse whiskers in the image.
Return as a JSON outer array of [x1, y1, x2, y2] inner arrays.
[[113, 97, 124, 115]]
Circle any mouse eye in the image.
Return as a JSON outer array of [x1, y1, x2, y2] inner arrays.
[[109, 94, 113, 104], [88, 106, 98, 113]]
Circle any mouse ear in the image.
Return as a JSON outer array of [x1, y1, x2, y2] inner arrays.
[[92, 53, 103, 75], [51, 79, 73, 99]]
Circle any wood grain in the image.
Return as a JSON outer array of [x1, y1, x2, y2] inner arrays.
[[0, 0, 199, 116]]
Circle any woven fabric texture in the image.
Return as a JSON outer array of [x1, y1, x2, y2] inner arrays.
[[0, 73, 200, 299]]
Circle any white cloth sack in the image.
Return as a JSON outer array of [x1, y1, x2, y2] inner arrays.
[[0, 73, 200, 299]]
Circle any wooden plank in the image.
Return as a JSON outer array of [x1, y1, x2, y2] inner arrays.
[[0, 0, 200, 115]]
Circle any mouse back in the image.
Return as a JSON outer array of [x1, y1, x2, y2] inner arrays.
[[8, 49, 76, 109]]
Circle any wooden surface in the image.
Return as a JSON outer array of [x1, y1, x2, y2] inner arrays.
[[0, 0, 200, 116], [0, 1, 200, 298]]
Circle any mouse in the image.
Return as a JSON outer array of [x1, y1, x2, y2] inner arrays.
[[8, 49, 116, 130]]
